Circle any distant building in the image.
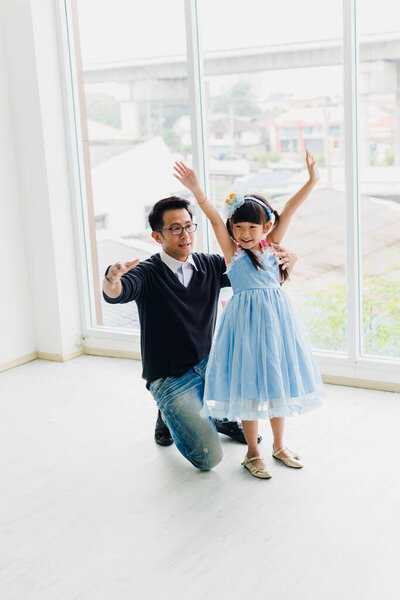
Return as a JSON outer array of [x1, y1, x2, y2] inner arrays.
[[91, 136, 181, 237], [173, 113, 267, 158], [270, 106, 343, 156], [270, 103, 395, 164], [87, 119, 136, 166], [208, 114, 266, 157]]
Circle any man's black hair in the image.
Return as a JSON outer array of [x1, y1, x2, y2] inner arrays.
[[148, 196, 193, 231]]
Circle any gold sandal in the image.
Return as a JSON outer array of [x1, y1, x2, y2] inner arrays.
[[272, 446, 303, 468], [241, 455, 272, 479]]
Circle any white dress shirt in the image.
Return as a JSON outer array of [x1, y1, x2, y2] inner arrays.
[[160, 250, 198, 287]]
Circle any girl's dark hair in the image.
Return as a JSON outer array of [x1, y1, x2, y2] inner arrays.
[[148, 196, 193, 231], [226, 194, 288, 281]]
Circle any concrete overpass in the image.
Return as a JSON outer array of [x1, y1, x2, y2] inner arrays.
[[83, 33, 400, 84], [81, 32, 400, 166]]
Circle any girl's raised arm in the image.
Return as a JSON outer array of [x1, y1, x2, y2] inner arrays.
[[173, 161, 235, 262], [267, 150, 319, 244]]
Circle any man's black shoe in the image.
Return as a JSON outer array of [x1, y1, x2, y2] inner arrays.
[[213, 419, 262, 444], [154, 410, 174, 446]]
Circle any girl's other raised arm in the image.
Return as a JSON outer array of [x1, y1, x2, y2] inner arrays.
[[267, 150, 319, 244], [173, 161, 235, 261]]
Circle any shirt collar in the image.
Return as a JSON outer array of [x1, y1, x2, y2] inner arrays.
[[160, 250, 198, 274]]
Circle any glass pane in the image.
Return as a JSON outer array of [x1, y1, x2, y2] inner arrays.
[[199, 0, 347, 352], [358, 0, 400, 358], [72, 0, 193, 330]]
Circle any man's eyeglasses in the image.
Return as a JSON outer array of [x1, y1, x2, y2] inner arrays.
[[156, 223, 198, 236]]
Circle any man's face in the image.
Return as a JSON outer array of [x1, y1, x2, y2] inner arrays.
[[151, 208, 196, 261]]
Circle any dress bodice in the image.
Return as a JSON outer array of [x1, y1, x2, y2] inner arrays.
[[226, 246, 280, 293]]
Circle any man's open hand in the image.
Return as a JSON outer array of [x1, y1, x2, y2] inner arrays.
[[106, 260, 139, 284]]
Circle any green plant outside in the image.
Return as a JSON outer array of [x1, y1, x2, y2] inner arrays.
[[86, 93, 121, 128], [161, 129, 182, 152], [297, 270, 400, 357], [251, 152, 282, 166], [297, 283, 347, 352]]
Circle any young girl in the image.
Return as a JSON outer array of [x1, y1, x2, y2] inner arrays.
[[173, 152, 323, 479]]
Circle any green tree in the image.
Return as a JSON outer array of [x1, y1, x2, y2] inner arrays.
[[298, 265, 400, 357], [138, 101, 189, 138], [362, 275, 400, 355], [162, 129, 182, 152], [85, 94, 121, 128], [252, 152, 281, 166], [299, 284, 347, 352], [212, 82, 260, 117]]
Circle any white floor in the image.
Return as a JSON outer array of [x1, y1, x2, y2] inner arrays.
[[1, 356, 399, 600]]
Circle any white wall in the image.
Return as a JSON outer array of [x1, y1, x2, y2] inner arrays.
[[0, 0, 83, 366], [0, 23, 36, 366]]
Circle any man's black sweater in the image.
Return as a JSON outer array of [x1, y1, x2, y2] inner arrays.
[[103, 253, 230, 385]]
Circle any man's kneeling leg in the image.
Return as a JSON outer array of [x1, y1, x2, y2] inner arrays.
[[150, 371, 222, 471], [154, 413, 262, 446]]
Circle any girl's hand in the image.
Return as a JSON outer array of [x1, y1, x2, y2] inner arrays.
[[173, 161, 202, 195], [306, 149, 319, 185]]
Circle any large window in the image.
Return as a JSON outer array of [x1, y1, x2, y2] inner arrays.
[[64, 0, 400, 379]]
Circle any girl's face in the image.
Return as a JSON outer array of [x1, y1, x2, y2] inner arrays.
[[231, 220, 272, 251]]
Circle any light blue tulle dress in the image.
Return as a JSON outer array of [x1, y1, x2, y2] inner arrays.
[[202, 245, 323, 421]]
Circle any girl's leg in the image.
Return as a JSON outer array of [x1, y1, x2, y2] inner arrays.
[[241, 420, 265, 469], [269, 417, 298, 459], [270, 416, 285, 452]]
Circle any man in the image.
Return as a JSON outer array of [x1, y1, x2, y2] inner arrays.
[[103, 196, 297, 470]]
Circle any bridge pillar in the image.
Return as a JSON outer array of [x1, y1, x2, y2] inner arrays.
[[120, 100, 141, 138], [358, 61, 398, 167], [119, 79, 189, 140], [395, 63, 400, 166], [358, 92, 370, 167]]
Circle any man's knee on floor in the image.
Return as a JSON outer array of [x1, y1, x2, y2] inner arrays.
[[194, 443, 223, 471]]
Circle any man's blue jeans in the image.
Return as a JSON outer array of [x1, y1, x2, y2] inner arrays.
[[149, 357, 223, 471]]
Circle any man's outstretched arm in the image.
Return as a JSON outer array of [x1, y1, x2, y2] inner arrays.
[[103, 259, 139, 300]]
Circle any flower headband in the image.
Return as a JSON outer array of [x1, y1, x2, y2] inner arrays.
[[224, 192, 272, 221]]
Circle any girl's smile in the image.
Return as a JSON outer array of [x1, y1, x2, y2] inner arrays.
[[232, 221, 270, 251]]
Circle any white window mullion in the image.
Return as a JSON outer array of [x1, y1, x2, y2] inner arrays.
[[343, 0, 362, 363], [184, 0, 209, 251], [55, 0, 98, 336]]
